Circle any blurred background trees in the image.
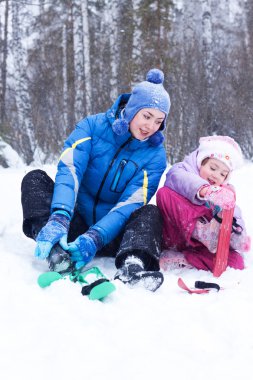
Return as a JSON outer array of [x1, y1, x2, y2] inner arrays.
[[0, 0, 252, 165]]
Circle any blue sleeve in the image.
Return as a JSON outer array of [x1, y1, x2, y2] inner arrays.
[[92, 150, 166, 245], [51, 117, 94, 216]]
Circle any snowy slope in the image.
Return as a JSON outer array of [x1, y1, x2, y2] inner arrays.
[[0, 163, 253, 380]]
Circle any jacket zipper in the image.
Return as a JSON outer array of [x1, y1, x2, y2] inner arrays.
[[111, 159, 127, 192], [93, 137, 132, 224]]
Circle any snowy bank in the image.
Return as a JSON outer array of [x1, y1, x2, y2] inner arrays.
[[0, 163, 253, 380]]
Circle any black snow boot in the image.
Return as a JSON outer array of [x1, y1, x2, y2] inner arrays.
[[47, 244, 74, 274], [114, 256, 164, 292]]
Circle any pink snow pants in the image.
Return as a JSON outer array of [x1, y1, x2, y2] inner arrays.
[[156, 187, 244, 271]]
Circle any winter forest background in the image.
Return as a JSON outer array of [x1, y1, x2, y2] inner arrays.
[[0, 0, 253, 167]]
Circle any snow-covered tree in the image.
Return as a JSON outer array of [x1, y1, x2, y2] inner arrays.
[[0, 0, 9, 125], [0, 0, 252, 164], [10, 0, 35, 163]]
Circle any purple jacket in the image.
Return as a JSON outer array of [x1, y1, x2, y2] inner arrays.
[[164, 150, 245, 228]]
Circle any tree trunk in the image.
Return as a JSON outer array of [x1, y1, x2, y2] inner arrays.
[[105, 0, 119, 101], [81, 0, 92, 115], [73, 0, 85, 121], [11, 0, 35, 163], [0, 0, 9, 123], [62, 23, 68, 129], [131, 0, 142, 82]]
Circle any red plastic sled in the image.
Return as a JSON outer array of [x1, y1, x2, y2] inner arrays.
[[213, 207, 234, 277]]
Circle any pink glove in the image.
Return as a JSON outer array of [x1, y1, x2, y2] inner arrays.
[[222, 183, 236, 196], [205, 185, 235, 210], [230, 233, 251, 253]]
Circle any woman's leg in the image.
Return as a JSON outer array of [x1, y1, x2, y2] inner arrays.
[[115, 204, 163, 271], [21, 169, 88, 272], [21, 169, 88, 241], [114, 205, 164, 292], [21, 169, 54, 239]]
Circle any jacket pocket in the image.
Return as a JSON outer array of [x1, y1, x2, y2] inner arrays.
[[110, 159, 138, 193]]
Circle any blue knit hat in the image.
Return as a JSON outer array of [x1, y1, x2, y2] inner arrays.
[[112, 68, 170, 146]]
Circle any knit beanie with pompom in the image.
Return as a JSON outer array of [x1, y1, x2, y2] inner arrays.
[[112, 68, 170, 146]]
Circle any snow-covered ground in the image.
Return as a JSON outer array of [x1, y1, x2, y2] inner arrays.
[[1, 162, 253, 380]]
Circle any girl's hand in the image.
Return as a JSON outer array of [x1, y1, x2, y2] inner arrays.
[[204, 185, 235, 210], [198, 185, 209, 198], [222, 183, 236, 197]]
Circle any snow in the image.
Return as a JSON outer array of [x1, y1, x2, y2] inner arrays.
[[0, 139, 25, 169], [1, 162, 253, 380]]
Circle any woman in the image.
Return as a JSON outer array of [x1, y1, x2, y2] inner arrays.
[[21, 68, 171, 292]]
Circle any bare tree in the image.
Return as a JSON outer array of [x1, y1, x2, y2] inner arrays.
[[81, 0, 92, 115], [11, 0, 35, 163], [0, 0, 252, 165], [0, 0, 9, 124], [73, 0, 85, 121]]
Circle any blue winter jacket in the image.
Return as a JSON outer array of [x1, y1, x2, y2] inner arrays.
[[51, 94, 167, 246]]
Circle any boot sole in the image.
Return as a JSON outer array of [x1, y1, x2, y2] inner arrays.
[[132, 271, 164, 292]]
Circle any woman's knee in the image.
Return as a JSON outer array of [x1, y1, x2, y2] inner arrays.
[[129, 204, 162, 222], [22, 169, 49, 185]]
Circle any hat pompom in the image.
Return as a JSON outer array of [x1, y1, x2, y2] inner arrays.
[[112, 118, 129, 136], [146, 68, 164, 84], [149, 131, 164, 146]]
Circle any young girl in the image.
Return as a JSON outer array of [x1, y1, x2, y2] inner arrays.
[[157, 135, 251, 271], [21, 68, 170, 292]]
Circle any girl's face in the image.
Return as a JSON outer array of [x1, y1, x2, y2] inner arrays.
[[129, 108, 165, 140], [199, 158, 230, 186]]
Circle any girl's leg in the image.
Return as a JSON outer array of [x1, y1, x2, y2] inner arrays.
[[183, 247, 244, 271], [191, 217, 220, 253], [192, 215, 251, 254], [156, 187, 213, 251], [227, 249, 245, 270], [230, 230, 251, 253], [156, 187, 245, 272]]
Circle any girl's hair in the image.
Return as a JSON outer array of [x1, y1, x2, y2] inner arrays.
[[201, 157, 209, 166]]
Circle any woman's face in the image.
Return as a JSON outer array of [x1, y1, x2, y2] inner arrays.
[[199, 158, 230, 186], [129, 108, 165, 140]]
